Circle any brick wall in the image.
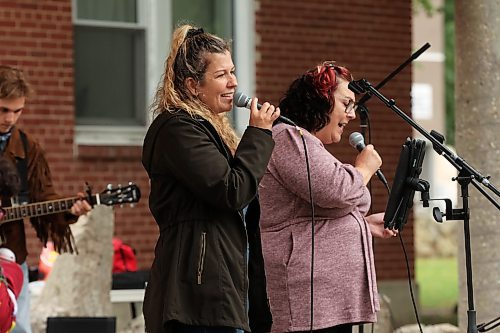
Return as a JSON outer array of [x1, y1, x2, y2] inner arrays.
[[0, 0, 155, 269], [255, 0, 414, 279], [1, 0, 414, 280]]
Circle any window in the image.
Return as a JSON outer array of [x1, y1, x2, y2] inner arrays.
[[172, 0, 233, 40], [72, 0, 252, 145], [73, 0, 145, 127]]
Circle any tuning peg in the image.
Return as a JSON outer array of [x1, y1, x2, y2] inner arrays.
[[106, 184, 113, 191], [128, 181, 134, 186]]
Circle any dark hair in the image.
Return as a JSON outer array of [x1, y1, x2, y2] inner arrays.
[[279, 62, 353, 133], [0, 156, 20, 198]]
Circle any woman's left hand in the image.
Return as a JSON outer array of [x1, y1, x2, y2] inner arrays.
[[365, 212, 398, 239], [70, 192, 93, 216]]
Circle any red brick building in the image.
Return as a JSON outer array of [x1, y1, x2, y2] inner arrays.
[[0, 0, 414, 322]]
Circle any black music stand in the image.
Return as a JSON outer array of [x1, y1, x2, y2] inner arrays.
[[384, 138, 429, 231]]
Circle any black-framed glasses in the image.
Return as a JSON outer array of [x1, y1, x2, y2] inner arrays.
[[345, 100, 358, 114]]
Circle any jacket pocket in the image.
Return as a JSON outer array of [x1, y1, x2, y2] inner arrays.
[[197, 232, 207, 285]]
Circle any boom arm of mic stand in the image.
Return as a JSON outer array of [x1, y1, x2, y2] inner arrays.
[[351, 78, 500, 209], [354, 43, 431, 142], [356, 42, 431, 107]]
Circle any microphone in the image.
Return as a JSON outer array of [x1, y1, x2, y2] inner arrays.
[[233, 92, 297, 126], [349, 132, 388, 187], [347, 80, 366, 95]]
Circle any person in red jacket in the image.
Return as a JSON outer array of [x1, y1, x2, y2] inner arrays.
[[0, 157, 22, 332], [0, 248, 23, 333]]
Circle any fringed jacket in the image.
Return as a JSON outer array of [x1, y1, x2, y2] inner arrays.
[[0, 126, 76, 264]]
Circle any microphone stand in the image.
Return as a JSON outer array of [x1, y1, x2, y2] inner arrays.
[[349, 78, 500, 333], [356, 43, 431, 140]]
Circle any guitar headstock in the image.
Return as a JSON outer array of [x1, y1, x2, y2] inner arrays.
[[98, 183, 141, 207]]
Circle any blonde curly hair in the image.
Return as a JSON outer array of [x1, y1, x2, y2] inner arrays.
[[151, 25, 239, 152]]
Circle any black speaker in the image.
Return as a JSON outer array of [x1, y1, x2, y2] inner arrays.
[[46, 317, 116, 333]]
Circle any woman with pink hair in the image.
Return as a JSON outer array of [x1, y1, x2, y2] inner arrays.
[[259, 62, 397, 333]]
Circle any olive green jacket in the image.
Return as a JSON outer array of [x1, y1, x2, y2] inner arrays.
[[142, 110, 274, 333]]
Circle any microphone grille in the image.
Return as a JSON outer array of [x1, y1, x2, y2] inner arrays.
[[349, 132, 364, 148], [234, 92, 249, 108]]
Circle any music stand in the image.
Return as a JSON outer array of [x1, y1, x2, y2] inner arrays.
[[384, 138, 429, 231]]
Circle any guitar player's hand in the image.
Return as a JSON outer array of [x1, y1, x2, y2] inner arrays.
[[70, 192, 92, 216]]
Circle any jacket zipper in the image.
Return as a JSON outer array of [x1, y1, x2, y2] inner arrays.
[[239, 209, 249, 313], [197, 232, 207, 285]]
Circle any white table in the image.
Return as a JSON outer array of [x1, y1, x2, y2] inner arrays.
[[110, 289, 145, 303], [110, 289, 145, 319]]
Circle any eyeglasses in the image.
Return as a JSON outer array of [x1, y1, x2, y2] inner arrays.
[[345, 100, 358, 114]]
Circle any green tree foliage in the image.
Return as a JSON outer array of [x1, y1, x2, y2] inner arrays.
[[413, 0, 435, 16]]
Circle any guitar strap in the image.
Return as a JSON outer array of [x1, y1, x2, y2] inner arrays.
[[15, 130, 30, 205]]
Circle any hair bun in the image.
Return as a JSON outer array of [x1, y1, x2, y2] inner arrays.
[[186, 28, 204, 39]]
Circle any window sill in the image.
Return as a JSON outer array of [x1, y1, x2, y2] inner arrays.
[[75, 125, 146, 147], [75, 125, 145, 160]]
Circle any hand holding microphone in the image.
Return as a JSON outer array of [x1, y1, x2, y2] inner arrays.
[[349, 132, 388, 188], [247, 96, 280, 130], [234, 92, 297, 126]]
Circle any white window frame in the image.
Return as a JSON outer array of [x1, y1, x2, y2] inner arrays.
[[72, 0, 169, 146], [233, 1, 256, 135], [72, 0, 254, 146]]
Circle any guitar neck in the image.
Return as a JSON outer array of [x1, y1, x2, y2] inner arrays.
[[0, 183, 140, 226], [1, 195, 96, 224]]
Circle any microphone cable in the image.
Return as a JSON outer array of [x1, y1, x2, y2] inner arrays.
[[397, 230, 424, 333], [365, 129, 424, 333], [359, 109, 423, 333], [294, 126, 316, 333], [354, 43, 431, 333], [359, 106, 375, 333], [236, 98, 316, 331]]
